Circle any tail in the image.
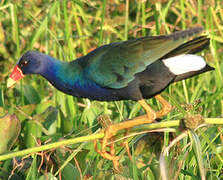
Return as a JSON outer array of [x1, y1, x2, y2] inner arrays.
[[174, 64, 214, 82], [168, 26, 203, 41], [161, 36, 214, 82], [162, 36, 210, 59]]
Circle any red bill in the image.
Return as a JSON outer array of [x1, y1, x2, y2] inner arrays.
[[7, 65, 24, 88]]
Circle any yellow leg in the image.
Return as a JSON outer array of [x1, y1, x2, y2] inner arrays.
[[138, 99, 157, 123], [155, 95, 172, 118], [120, 129, 132, 161], [94, 136, 119, 171], [94, 95, 172, 171], [94, 110, 156, 171], [138, 95, 172, 119]]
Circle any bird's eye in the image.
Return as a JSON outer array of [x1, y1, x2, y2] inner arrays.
[[21, 60, 28, 67]]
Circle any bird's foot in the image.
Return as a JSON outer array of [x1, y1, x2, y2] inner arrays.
[[155, 95, 172, 118], [94, 126, 120, 171], [120, 129, 132, 161], [94, 114, 157, 171]]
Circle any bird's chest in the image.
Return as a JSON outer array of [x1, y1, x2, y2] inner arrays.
[[54, 76, 117, 101], [71, 80, 113, 100], [51, 70, 117, 101]]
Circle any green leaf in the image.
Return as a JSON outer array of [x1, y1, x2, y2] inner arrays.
[[39, 173, 57, 180], [62, 163, 80, 180], [24, 121, 42, 148], [33, 106, 58, 135], [80, 102, 104, 127], [16, 85, 41, 104], [0, 87, 4, 107], [14, 104, 36, 122], [26, 155, 38, 180], [0, 114, 21, 154], [60, 109, 73, 134], [189, 130, 206, 179]]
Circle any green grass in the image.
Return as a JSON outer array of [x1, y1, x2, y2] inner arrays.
[[0, 0, 223, 179]]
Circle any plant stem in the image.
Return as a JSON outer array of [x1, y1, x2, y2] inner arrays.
[[0, 118, 222, 161]]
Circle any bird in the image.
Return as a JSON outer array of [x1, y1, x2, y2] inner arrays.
[[7, 27, 214, 170]]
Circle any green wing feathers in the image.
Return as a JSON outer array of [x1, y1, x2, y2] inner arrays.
[[162, 36, 209, 59], [86, 27, 204, 89]]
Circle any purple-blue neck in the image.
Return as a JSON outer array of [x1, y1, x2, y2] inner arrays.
[[38, 55, 112, 100]]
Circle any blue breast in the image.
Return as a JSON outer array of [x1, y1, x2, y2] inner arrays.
[[52, 69, 113, 101], [71, 78, 114, 100]]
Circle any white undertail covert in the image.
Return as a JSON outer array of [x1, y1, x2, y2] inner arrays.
[[162, 54, 206, 75]]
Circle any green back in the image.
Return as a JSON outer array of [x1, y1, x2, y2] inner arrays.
[[84, 27, 203, 89]]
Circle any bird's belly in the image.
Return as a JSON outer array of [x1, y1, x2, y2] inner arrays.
[[136, 60, 176, 99], [69, 82, 122, 101], [50, 77, 133, 101]]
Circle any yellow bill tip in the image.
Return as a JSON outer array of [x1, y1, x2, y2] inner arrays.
[[7, 78, 17, 88]]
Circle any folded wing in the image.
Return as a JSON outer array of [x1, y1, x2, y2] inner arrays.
[[83, 27, 203, 89]]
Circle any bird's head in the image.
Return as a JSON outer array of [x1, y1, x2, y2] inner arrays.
[[7, 51, 46, 88]]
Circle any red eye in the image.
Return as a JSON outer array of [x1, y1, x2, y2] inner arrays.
[[21, 60, 28, 67]]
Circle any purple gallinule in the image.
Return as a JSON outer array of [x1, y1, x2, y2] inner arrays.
[[8, 27, 214, 170]]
